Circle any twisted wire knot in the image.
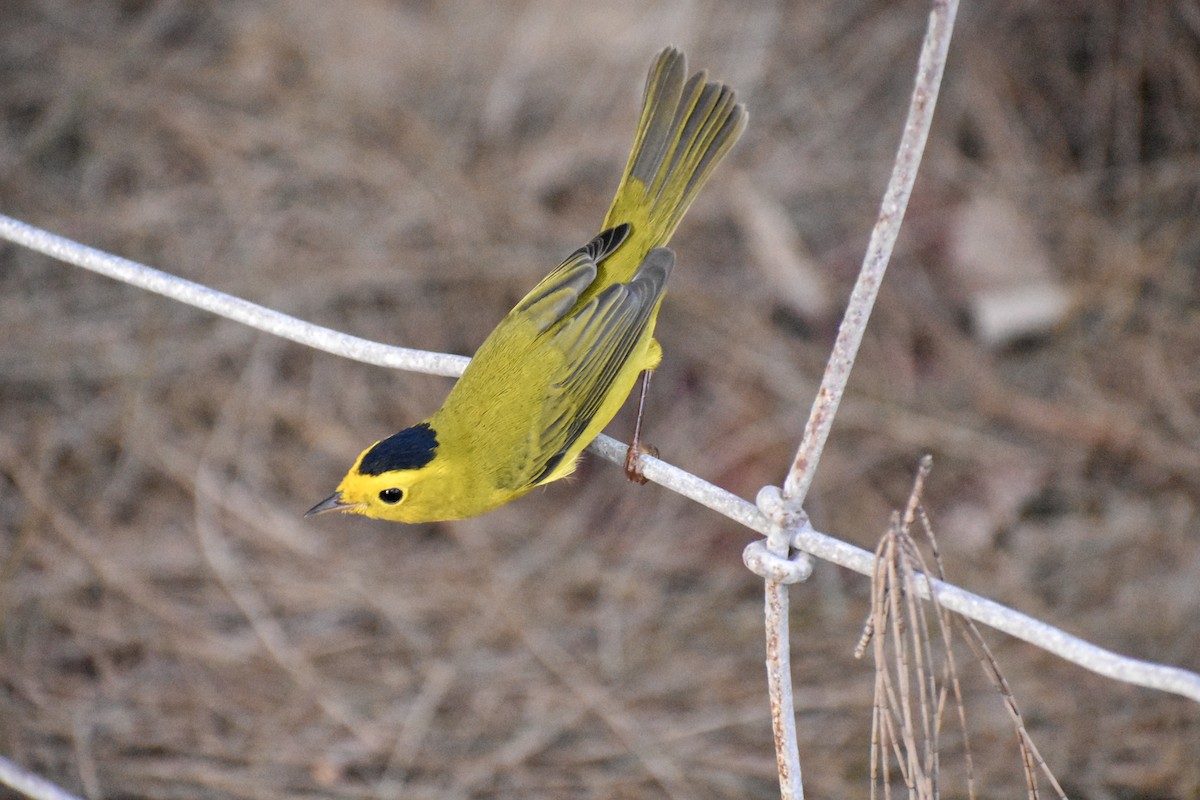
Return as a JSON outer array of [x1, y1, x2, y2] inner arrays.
[[744, 485, 813, 584], [742, 539, 812, 584]]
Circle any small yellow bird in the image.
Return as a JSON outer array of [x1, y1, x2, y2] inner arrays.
[[308, 47, 745, 523]]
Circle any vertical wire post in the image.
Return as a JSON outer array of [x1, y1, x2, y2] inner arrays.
[[757, 3, 961, 798]]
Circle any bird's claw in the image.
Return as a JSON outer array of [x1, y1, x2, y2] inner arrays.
[[623, 443, 659, 485]]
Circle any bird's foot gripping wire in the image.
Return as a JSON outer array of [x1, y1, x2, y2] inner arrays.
[[623, 369, 657, 485], [623, 442, 659, 485], [743, 485, 814, 584]]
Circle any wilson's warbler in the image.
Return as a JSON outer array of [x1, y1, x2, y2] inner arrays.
[[308, 47, 745, 523]]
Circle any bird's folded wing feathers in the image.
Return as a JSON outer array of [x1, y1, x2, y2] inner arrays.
[[511, 224, 630, 333], [521, 247, 675, 486]]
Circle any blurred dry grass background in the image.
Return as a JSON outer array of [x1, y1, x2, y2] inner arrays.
[[2, 1, 1200, 797]]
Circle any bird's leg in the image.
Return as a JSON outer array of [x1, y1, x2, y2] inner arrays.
[[624, 370, 658, 484]]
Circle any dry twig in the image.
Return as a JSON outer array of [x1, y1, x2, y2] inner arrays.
[[862, 457, 1068, 799]]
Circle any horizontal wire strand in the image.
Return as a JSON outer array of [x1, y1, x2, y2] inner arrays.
[[3, 209, 1199, 710]]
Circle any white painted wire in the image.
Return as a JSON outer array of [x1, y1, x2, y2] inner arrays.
[[3, 210, 1199, 709], [0, 757, 84, 800], [595, 435, 1200, 703], [0, 214, 469, 378]]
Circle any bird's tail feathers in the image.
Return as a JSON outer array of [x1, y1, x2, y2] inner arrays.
[[603, 47, 746, 254]]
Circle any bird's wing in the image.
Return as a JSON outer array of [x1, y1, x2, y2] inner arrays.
[[510, 224, 630, 333], [519, 245, 675, 487]]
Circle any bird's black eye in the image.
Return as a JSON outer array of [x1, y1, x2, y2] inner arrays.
[[379, 488, 404, 504]]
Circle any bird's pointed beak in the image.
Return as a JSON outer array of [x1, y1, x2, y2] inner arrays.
[[305, 491, 353, 517]]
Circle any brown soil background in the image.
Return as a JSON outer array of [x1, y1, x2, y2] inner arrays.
[[2, 1, 1199, 798]]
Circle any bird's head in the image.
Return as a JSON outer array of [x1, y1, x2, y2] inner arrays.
[[307, 422, 449, 523]]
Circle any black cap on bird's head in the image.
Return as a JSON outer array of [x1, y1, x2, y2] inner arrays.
[[356, 422, 439, 475]]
